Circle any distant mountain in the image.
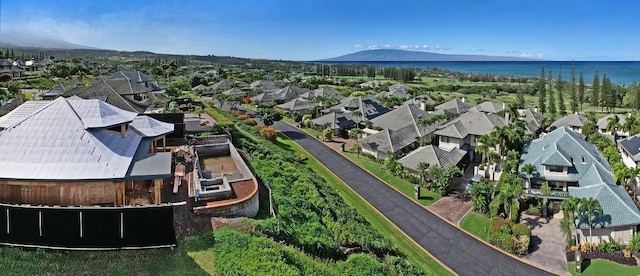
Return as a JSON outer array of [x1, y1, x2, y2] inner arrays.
[[320, 49, 538, 62], [0, 31, 98, 50]]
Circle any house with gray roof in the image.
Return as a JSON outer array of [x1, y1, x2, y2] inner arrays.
[[310, 111, 354, 136], [597, 114, 629, 137], [211, 79, 232, 91], [275, 98, 318, 114], [359, 125, 418, 158], [251, 85, 310, 106], [546, 113, 587, 133], [322, 96, 390, 121], [376, 88, 411, 99], [469, 101, 506, 114], [434, 98, 471, 114], [250, 79, 279, 92], [369, 103, 441, 143], [398, 145, 467, 174], [403, 95, 436, 110], [618, 134, 640, 168], [517, 108, 545, 135], [0, 59, 24, 78], [300, 87, 345, 101], [519, 126, 640, 244], [433, 110, 506, 161], [0, 97, 174, 206]]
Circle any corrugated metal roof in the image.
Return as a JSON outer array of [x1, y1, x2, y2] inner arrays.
[[0, 97, 172, 181], [0, 100, 52, 129], [129, 115, 174, 137]]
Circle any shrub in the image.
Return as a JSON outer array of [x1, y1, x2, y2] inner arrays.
[[629, 232, 640, 252], [489, 232, 515, 253], [580, 242, 592, 252], [528, 204, 540, 216], [511, 223, 531, 238], [259, 127, 278, 142], [488, 198, 501, 218], [245, 118, 257, 126], [514, 235, 530, 256], [624, 249, 632, 258], [238, 114, 250, 120]]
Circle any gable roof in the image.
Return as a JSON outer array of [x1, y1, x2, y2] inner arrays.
[[359, 124, 418, 154], [403, 95, 436, 106], [222, 87, 249, 96], [64, 79, 149, 113], [519, 126, 611, 183], [300, 87, 344, 100], [435, 98, 471, 114], [619, 134, 640, 161], [370, 103, 438, 137], [398, 145, 467, 172], [276, 98, 318, 111], [469, 101, 505, 114], [211, 79, 232, 90], [597, 114, 627, 130], [311, 111, 354, 130], [377, 88, 411, 98], [434, 110, 505, 138], [518, 108, 545, 134], [323, 96, 391, 121], [0, 98, 170, 180], [547, 113, 587, 131]]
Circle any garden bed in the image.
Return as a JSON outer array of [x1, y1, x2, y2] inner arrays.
[[565, 250, 637, 266]]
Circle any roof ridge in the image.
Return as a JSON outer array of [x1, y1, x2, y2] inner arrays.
[[603, 183, 640, 221]]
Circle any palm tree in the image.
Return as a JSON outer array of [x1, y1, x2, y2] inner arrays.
[[497, 178, 523, 222], [622, 115, 639, 136], [417, 162, 430, 189], [475, 134, 494, 171], [521, 163, 537, 189], [578, 197, 603, 244], [629, 167, 640, 202], [606, 115, 622, 136], [561, 196, 580, 243]]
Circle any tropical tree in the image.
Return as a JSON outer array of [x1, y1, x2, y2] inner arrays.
[[578, 197, 603, 244], [561, 196, 580, 244], [557, 68, 566, 115], [427, 165, 460, 196], [417, 162, 431, 188], [193, 106, 204, 118], [570, 63, 578, 113], [475, 134, 495, 171], [622, 114, 639, 136], [548, 71, 556, 115], [352, 110, 363, 157], [605, 115, 621, 136], [496, 174, 523, 222], [591, 71, 600, 108], [520, 163, 537, 189], [578, 72, 585, 110], [470, 179, 493, 214]]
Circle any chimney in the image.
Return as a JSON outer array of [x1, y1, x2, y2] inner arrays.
[[419, 101, 426, 111], [502, 102, 506, 110], [461, 97, 466, 103], [534, 107, 538, 112]]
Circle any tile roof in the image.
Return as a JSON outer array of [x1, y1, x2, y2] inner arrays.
[[434, 110, 505, 138], [435, 98, 471, 114], [311, 111, 354, 130], [519, 126, 611, 183], [469, 101, 506, 113], [547, 114, 587, 131], [359, 124, 418, 154], [518, 108, 545, 134], [597, 114, 627, 131], [300, 87, 344, 100], [398, 145, 467, 172], [276, 98, 318, 111], [0, 98, 173, 181], [323, 96, 391, 121], [570, 182, 640, 228], [371, 103, 439, 137], [63, 79, 151, 113]]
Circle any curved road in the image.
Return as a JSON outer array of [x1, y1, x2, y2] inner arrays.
[[274, 122, 553, 276]]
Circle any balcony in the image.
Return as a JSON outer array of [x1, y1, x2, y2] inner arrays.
[[523, 188, 570, 200]]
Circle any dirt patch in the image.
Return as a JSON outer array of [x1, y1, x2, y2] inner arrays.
[[427, 196, 473, 224]]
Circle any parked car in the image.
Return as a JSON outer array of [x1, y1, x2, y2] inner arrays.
[[465, 174, 484, 192]]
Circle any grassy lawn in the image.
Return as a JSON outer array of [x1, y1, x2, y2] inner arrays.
[[459, 212, 491, 242], [342, 151, 441, 206], [275, 134, 452, 275], [568, 259, 640, 276]]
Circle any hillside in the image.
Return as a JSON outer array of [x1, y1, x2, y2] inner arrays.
[[320, 49, 537, 62]]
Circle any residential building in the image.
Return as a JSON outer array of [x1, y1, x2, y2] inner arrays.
[[517, 108, 545, 135], [398, 145, 467, 175], [546, 113, 587, 133], [469, 101, 506, 114], [434, 98, 471, 114], [519, 127, 640, 244], [597, 114, 629, 137], [618, 134, 640, 168], [433, 110, 506, 161]]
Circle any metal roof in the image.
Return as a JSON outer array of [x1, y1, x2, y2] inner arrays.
[[0, 100, 52, 129], [129, 115, 174, 137], [0, 98, 173, 181]]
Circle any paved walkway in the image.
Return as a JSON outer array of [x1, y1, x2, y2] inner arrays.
[[521, 212, 570, 274], [274, 122, 553, 276]]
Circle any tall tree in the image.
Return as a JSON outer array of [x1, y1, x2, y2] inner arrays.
[[623, 114, 639, 136], [606, 115, 621, 135], [570, 63, 578, 113], [561, 196, 580, 244], [591, 71, 600, 109], [601, 74, 615, 113], [578, 197, 603, 244], [520, 163, 537, 189], [548, 70, 556, 115], [538, 68, 546, 113], [578, 72, 585, 111], [497, 174, 523, 221], [557, 68, 566, 115]]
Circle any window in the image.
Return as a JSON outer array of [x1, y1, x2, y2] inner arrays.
[[441, 136, 450, 143], [581, 156, 586, 163], [547, 165, 564, 172]]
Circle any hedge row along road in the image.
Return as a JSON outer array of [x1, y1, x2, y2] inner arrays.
[[274, 122, 553, 276]]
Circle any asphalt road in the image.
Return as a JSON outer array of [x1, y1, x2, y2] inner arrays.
[[274, 121, 554, 276]]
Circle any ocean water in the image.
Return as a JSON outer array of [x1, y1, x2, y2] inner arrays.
[[335, 61, 640, 86]]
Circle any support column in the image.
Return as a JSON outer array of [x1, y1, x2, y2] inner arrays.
[[154, 179, 162, 204]]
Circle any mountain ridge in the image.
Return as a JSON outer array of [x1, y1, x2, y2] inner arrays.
[[0, 31, 99, 50], [320, 49, 539, 62]]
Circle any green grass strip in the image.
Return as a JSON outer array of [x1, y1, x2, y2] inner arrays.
[[459, 212, 491, 242], [568, 259, 640, 276]]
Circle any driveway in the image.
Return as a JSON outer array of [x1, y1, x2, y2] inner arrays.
[[274, 122, 553, 276], [521, 213, 569, 274]]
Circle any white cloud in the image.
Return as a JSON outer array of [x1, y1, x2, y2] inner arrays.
[[537, 53, 545, 59], [519, 53, 533, 57], [353, 44, 363, 49]]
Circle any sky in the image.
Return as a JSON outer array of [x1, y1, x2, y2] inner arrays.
[[1, 0, 639, 61]]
